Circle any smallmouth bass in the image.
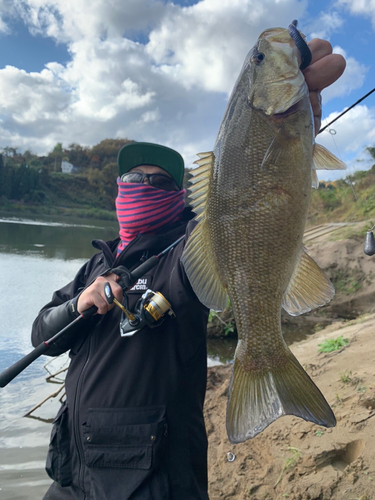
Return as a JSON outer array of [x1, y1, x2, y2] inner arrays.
[[182, 23, 346, 443]]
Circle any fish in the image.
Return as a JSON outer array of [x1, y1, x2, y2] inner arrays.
[[181, 23, 346, 444]]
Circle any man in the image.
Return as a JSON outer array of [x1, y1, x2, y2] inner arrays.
[[32, 39, 345, 500]]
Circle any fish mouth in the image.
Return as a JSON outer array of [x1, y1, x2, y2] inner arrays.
[[272, 101, 302, 119]]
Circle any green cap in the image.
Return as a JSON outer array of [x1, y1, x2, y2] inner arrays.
[[117, 142, 185, 189]]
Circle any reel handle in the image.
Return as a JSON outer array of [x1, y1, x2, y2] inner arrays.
[[104, 282, 114, 304]]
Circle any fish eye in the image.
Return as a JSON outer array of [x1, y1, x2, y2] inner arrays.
[[252, 52, 265, 64]]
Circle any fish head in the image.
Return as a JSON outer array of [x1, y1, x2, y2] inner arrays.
[[246, 27, 308, 115]]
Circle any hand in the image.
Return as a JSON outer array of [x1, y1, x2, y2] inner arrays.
[[77, 273, 123, 315], [303, 39, 346, 135]]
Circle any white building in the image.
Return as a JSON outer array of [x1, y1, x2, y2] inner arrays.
[[61, 160, 77, 174]]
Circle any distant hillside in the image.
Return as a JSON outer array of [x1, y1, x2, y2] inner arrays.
[[1, 138, 375, 224], [0, 139, 192, 219]]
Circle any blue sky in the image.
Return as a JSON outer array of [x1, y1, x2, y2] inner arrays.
[[0, 0, 374, 181]]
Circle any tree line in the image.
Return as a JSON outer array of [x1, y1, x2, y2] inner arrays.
[[0, 139, 192, 214], [0, 139, 134, 211]]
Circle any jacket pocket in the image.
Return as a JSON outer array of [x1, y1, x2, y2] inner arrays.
[[83, 406, 169, 500], [45, 401, 72, 487]]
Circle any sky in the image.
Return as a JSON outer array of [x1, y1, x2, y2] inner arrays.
[[0, 0, 375, 181]]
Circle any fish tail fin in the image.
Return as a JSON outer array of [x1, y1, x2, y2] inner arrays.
[[226, 350, 336, 443]]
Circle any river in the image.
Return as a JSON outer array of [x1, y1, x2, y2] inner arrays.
[[0, 213, 236, 499]]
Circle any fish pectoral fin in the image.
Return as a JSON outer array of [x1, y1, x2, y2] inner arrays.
[[312, 168, 319, 188], [282, 247, 334, 316], [313, 143, 346, 170], [181, 219, 228, 310], [181, 151, 228, 311], [226, 350, 336, 444]]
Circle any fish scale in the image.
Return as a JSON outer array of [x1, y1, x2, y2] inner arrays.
[[182, 25, 346, 443]]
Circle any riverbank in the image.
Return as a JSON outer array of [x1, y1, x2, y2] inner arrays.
[[0, 200, 117, 221], [205, 224, 375, 499]]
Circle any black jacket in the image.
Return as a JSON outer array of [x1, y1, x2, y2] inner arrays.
[[32, 209, 209, 500]]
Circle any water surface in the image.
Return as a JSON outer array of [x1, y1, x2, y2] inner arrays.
[[0, 215, 118, 499]]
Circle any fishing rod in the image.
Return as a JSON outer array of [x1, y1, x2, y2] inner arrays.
[[0, 235, 185, 388], [318, 87, 375, 135], [315, 85, 375, 256]]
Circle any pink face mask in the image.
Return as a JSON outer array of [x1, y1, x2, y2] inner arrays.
[[116, 178, 186, 255]]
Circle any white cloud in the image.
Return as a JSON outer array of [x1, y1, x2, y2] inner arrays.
[[0, 65, 71, 122], [0, 0, 371, 181], [321, 46, 368, 103], [337, 0, 375, 28], [0, 0, 312, 162], [15, 0, 167, 42], [0, 0, 17, 33], [147, 0, 307, 94], [307, 10, 345, 39]]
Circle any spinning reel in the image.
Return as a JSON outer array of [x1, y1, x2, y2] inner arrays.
[[104, 282, 175, 337]]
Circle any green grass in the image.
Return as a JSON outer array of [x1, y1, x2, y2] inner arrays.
[[208, 309, 235, 336], [340, 370, 352, 383], [318, 335, 349, 353], [330, 268, 365, 296], [274, 447, 302, 487], [306, 166, 375, 228]]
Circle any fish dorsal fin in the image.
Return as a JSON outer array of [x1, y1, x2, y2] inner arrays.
[[313, 143, 346, 170], [282, 246, 334, 316], [181, 152, 228, 311]]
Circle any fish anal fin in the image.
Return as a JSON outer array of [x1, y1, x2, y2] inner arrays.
[[313, 143, 346, 170], [226, 350, 336, 443], [282, 247, 334, 316]]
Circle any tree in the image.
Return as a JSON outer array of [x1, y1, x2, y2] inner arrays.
[[68, 143, 90, 169], [50, 143, 64, 171], [367, 146, 375, 161], [89, 138, 132, 169]]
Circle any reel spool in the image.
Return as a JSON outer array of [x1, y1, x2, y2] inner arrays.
[[120, 289, 175, 337]]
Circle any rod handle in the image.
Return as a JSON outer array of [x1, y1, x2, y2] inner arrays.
[[79, 305, 98, 319]]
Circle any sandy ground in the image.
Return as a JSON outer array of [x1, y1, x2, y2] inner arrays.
[[205, 224, 375, 500]]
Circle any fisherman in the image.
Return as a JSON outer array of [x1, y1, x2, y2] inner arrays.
[[32, 38, 345, 500]]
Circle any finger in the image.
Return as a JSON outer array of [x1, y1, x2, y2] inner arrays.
[[102, 274, 124, 302], [303, 54, 346, 91], [110, 281, 124, 302], [93, 293, 113, 315], [78, 291, 111, 315], [105, 272, 120, 282], [307, 39, 333, 65], [309, 90, 322, 118], [78, 277, 114, 314], [309, 90, 322, 135]]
